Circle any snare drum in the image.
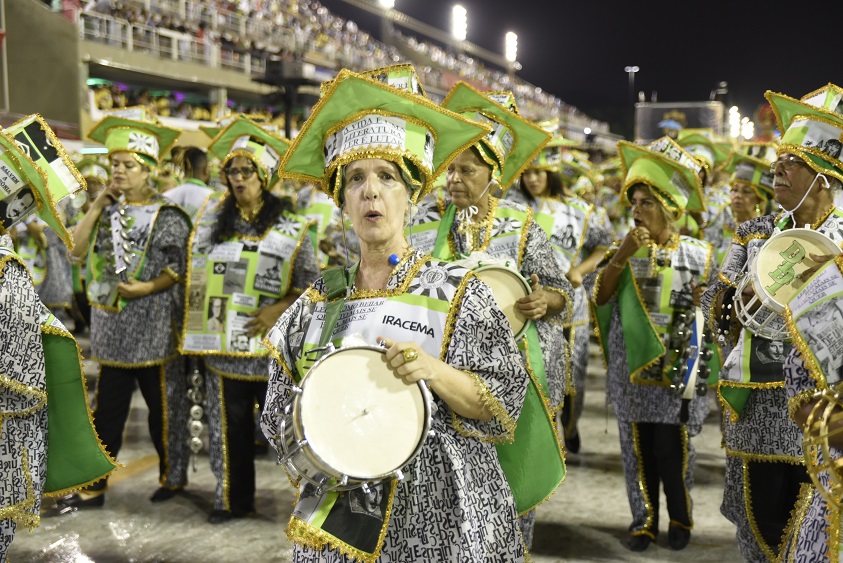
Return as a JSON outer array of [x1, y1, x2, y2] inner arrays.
[[734, 228, 840, 339], [276, 345, 432, 491], [472, 264, 532, 341]]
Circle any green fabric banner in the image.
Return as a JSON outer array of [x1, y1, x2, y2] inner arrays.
[[495, 324, 565, 514], [593, 265, 664, 378], [43, 331, 117, 494]]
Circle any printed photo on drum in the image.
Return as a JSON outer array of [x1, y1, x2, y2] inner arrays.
[[207, 296, 227, 333], [748, 338, 790, 384], [0, 186, 36, 228]]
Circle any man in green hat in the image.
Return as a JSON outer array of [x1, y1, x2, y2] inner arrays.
[[0, 118, 116, 560], [590, 136, 714, 552], [702, 83, 843, 562]]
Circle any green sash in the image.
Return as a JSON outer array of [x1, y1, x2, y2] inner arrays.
[[42, 327, 117, 495], [594, 265, 665, 378], [496, 324, 566, 514]]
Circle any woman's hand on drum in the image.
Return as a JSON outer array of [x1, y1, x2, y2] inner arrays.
[[516, 274, 549, 320], [799, 252, 841, 282], [378, 337, 436, 385], [690, 281, 707, 308]]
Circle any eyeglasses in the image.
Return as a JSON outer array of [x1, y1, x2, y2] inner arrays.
[[225, 167, 257, 179], [769, 155, 807, 175]]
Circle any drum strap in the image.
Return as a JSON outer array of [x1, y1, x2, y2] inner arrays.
[[317, 262, 360, 349]]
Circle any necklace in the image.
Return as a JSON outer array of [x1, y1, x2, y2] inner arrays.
[[237, 199, 264, 223]]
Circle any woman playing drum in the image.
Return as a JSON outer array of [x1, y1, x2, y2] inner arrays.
[[262, 68, 530, 562], [406, 82, 569, 547], [702, 84, 843, 562], [588, 137, 714, 552]]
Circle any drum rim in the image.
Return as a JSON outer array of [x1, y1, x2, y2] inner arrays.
[[293, 345, 433, 484], [472, 263, 533, 339], [750, 228, 841, 313]]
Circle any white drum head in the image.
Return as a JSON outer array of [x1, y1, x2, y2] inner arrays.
[[752, 228, 841, 313], [473, 264, 531, 339], [299, 346, 427, 480]]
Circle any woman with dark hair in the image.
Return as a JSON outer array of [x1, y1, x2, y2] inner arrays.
[[508, 140, 612, 453], [588, 137, 713, 552], [181, 115, 319, 523]]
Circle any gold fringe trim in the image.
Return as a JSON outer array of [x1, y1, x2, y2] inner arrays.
[[0, 373, 47, 418], [727, 448, 804, 465], [743, 458, 781, 561], [779, 482, 814, 563], [161, 266, 183, 284], [788, 389, 818, 422], [285, 479, 398, 563], [631, 423, 656, 534], [451, 369, 517, 444], [205, 364, 269, 383], [0, 446, 39, 531], [439, 267, 473, 361], [89, 354, 178, 369], [784, 296, 838, 390]]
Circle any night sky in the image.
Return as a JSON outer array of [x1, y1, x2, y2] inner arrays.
[[318, 0, 833, 138]]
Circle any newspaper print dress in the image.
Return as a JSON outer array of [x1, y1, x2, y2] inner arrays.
[[0, 234, 49, 558], [262, 251, 528, 562]]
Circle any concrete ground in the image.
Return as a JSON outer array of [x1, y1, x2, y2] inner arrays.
[[8, 337, 741, 562]]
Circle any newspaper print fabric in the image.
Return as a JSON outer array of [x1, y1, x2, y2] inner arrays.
[[262, 252, 527, 562], [90, 206, 189, 365]]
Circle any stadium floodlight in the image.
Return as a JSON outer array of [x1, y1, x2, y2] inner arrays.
[[452, 5, 467, 42], [505, 32, 517, 63]]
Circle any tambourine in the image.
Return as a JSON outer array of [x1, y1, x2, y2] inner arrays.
[[275, 345, 433, 493], [734, 228, 840, 340], [470, 262, 532, 341]]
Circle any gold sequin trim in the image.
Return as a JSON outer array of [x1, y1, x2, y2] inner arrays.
[[89, 354, 178, 369], [285, 478, 398, 563], [162, 266, 183, 284], [779, 482, 813, 563], [743, 458, 781, 560], [451, 369, 517, 444], [205, 364, 269, 383], [631, 423, 656, 537], [0, 446, 39, 530], [788, 389, 818, 423]]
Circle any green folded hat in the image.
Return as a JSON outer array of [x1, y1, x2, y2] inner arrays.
[[0, 117, 86, 249], [320, 63, 426, 98], [75, 157, 110, 183], [558, 148, 597, 187], [528, 136, 581, 172], [88, 107, 181, 168], [442, 82, 551, 190], [619, 136, 705, 217], [200, 113, 280, 139], [278, 68, 491, 205], [207, 115, 291, 189], [765, 83, 843, 183], [723, 147, 775, 202], [676, 128, 730, 171]]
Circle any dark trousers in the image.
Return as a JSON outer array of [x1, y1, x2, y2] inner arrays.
[[219, 376, 268, 513], [746, 460, 809, 554], [634, 422, 691, 533], [90, 364, 168, 491]]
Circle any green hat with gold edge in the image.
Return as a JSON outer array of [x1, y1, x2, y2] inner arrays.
[[0, 120, 85, 249], [320, 63, 426, 98], [676, 127, 730, 171], [723, 142, 776, 202], [618, 136, 706, 217], [75, 157, 110, 183], [278, 68, 492, 205], [765, 83, 843, 183], [558, 148, 597, 188], [87, 106, 181, 168], [206, 114, 291, 190], [442, 82, 551, 190], [200, 113, 279, 139], [529, 135, 581, 173]]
